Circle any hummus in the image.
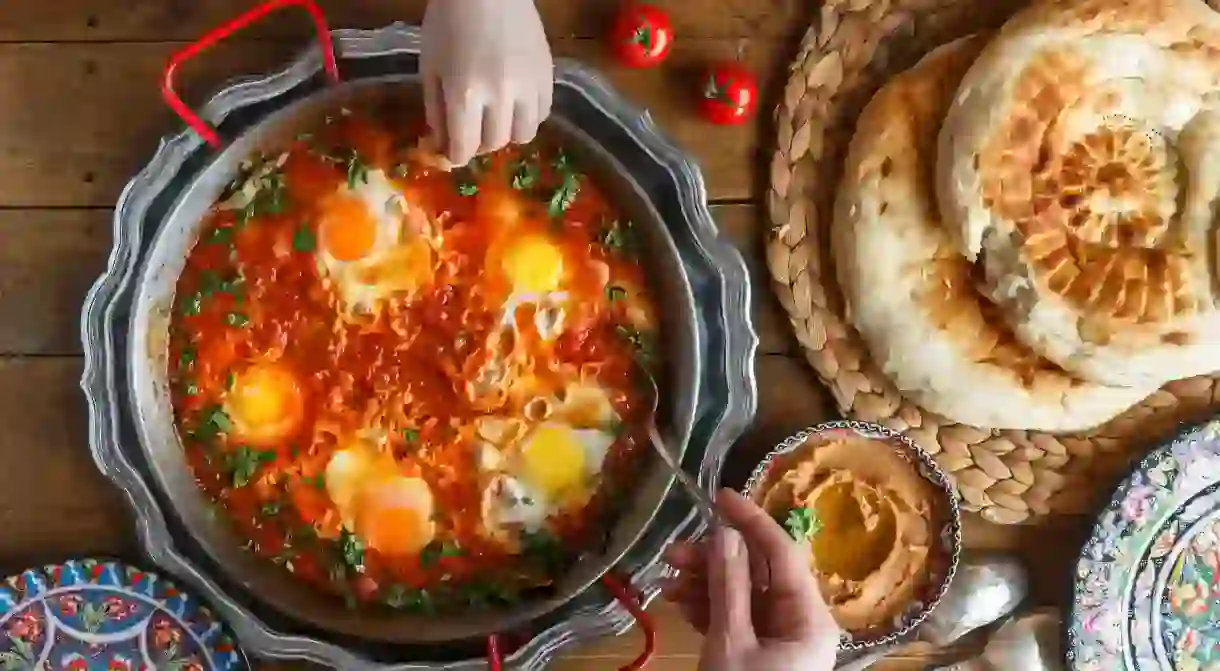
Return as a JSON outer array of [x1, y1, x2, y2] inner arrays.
[[754, 433, 947, 634]]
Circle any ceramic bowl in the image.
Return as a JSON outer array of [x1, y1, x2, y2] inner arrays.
[[742, 419, 963, 650]]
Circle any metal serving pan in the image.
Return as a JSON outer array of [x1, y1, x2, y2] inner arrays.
[[130, 84, 698, 644], [81, 13, 758, 671]]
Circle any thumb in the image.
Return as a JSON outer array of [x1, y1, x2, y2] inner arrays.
[[705, 526, 757, 653]]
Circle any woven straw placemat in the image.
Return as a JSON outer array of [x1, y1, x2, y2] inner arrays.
[[765, 0, 1220, 523]]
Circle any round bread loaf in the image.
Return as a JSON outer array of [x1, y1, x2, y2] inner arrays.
[[936, 0, 1220, 387], [833, 36, 1152, 432]]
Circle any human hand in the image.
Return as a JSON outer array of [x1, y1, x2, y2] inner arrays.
[[420, 0, 554, 166], [664, 489, 841, 671]]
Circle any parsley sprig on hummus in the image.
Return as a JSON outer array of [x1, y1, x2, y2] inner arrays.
[[784, 506, 822, 541]]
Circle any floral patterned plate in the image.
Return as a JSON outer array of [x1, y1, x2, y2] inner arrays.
[[1069, 419, 1220, 671], [0, 559, 247, 670]]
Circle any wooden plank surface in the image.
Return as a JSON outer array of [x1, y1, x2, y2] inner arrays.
[[0, 41, 781, 207], [0, 2, 1092, 670], [0, 0, 810, 42]]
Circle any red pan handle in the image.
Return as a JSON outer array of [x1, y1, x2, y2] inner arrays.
[[485, 572, 656, 671], [162, 0, 341, 148], [602, 572, 657, 670]]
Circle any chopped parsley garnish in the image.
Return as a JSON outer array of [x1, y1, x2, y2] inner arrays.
[[457, 180, 479, 197], [339, 529, 366, 571], [183, 381, 200, 396], [225, 312, 250, 328], [547, 172, 580, 219], [784, 507, 823, 541], [511, 158, 541, 190], [469, 155, 492, 174], [420, 539, 462, 568], [616, 324, 656, 364], [384, 585, 435, 613], [237, 169, 288, 224], [520, 530, 568, 573], [292, 224, 316, 252], [206, 226, 235, 246], [600, 218, 636, 253], [606, 285, 628, 302], [178, 346, 196, 369], [193, 405, 232, 442], [198, 270, 225, 296], [345, 149, 370, 189], [457, 580, 518, 608], [227, 446, 276, 488], [401, 428, 419, 443], [552, 150, 572, 173], [181, 292, 204, 317], [307, 474, 326, 490], [225, 371, 236, 390], [259, 501, 282, 517]]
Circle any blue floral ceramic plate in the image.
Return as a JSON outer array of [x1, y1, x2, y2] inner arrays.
[[1069, 419, 1220, 671], [0, 559, 247, 671]]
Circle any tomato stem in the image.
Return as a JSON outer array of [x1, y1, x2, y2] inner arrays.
[[632, 24, 653, 51]]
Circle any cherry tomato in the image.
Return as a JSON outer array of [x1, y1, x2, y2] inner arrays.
[[700, 63, 759, 125], [610, 4, 674, 68]]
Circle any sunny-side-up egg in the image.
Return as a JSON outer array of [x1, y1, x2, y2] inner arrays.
[[324, 438, 436, 557], [495, 232, 572, 340], [316, 168, 436, 314], [223, 362, 306, 446], [475, 410, 617, 545]]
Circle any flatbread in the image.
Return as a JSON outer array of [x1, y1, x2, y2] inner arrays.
[[936, 0, 1220, 387], [833, 36, 1152, 432]]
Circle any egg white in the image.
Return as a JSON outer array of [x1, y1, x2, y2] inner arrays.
[[317, 169, 434, 313], [324, 439, 436, 553], [477, 420, 616, 543]]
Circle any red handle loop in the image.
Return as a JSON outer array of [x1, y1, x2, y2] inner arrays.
[[484, 573, 656, 671], [162, 0, 341, 148], [602, 573, 657, 671], [487, 634, 503, 671]]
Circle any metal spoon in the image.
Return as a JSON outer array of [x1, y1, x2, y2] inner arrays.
[[638, 372, 726, 527], [837, 553, 1029, 671]]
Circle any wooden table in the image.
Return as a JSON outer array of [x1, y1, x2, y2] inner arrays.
[[0, 0, 1093, 668]]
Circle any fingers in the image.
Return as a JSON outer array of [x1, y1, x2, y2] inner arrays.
[[705, 526, 757, 649], [663, 577, 710, 633], [538, 78, 554, 125], [510, 98, 540, 145], [481, 94, 515, 156], [716, 489, 817, 597], [663, 540, 708, 573], [442, 82, 482, 167], [716, 489, 838, 640], [423, 74, 446, 150]]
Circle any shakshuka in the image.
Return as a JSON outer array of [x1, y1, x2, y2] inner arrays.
[[167, 108, 660, 612]]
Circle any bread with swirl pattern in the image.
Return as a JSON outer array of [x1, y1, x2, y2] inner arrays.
[[833, 36, 1152, 431], [936, 0, 1220, 387]]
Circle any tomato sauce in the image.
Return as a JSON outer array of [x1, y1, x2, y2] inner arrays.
[[168, 110, 660, 611]]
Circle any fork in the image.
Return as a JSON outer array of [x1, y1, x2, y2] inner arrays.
[[637, 371, 727, 528]]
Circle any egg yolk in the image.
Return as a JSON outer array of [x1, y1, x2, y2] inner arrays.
[[354, 477, 435, 557], [320, 194, 378, 261], [225, 364, 305, 445], [520, 424, 586, 499], [324, 443, 436, 556], [502, 235, 565, 294], [361, 238, 433, 292]]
